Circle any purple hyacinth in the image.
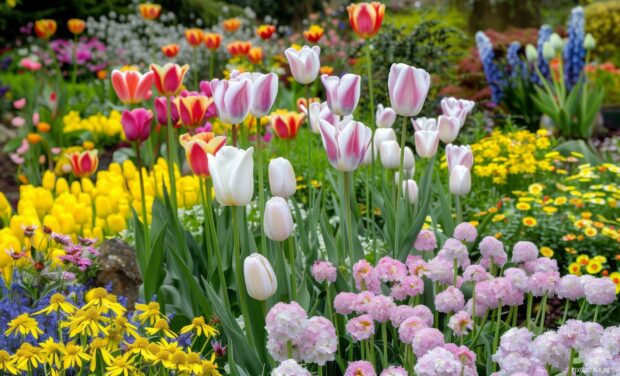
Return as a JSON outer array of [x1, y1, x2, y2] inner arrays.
[[506, 41, 527, 79], [563, 6, 586, 89], [534, 25, 553, 84], [476, 31, 505, 103]]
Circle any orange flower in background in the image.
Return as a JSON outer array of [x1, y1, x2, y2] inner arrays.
[[320, 66, 334, 75], [34, 19, 57, 39], [67, 150, 99, 178], [303, 25, 324, 43], [97, 70, 108, 80], [271, 111, 305, 140], [27, 133, 42, 144], [185, 28, 204, 47], [161, 43, 180, 58], [296, 97, 320, 112], [138, 3, 162, 20], [247, 47, 263, 65], [67, 19, 86, 35], [227, 41, 251, 57], [256, 24, 276, 40], [204, 33, 222, 50], [222, 18, 241, 32], [37, 122, 51, 133], [347, 2, 385, 39]]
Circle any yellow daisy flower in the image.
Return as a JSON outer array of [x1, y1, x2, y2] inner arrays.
[[145, 319, 177, 338], [61, 342, 90, 369], [586, 261, 603, 274], [33, 294, 76, 315], [0, 350, 18, 375], [522, 217, 537, 227], [515, 202, 531, 211], [568, 262, 582, 275], [5, 314, 43, 339], [104, 353, 136, 376], [180, 316, 218, 338], [540, 247, 554, 258]]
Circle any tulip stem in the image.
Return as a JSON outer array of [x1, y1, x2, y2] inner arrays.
[[305, 84, 314, 214], [526, 293, 533, 330], [232, 124, 238, 147], [192, 47, 198, 89], [394, 116, 408, 256], [343, 171, 355, 285], [492, 303, 502, 373], [287, 236, 297, 301], [165, 96, 178, 210], [256, 117, 267, 255], [209, 51, 216, 80], [365, 42, 377, 258], [233, 206, 254, 347], [134, 142, 150, 254], [455, 196, 462, 224]]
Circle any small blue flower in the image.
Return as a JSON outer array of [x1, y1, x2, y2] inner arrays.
[[534, 25, 553, 84], [476, 31, 506, 103], [563, 6, 586, 88]]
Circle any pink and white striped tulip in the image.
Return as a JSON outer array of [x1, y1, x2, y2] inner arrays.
[[403, 179, 419, 204], [412, 117, 437, 132], [450, 165, 471, 196], [111, 69, 154, 104], [376, 104, 396, 128], [438, 115, 460, 143], [441, 97, 475, 127], [301, 101, 339, 133], [237, 72, 279, 117], [121, 108, 153, 143], [284, 45, 321, 84], [446, 144, 474, 172], [211, 78, 253, 124], [414, 130, 439, 158], [318, 119, 372, 172], [388, 63, 431, 117], [321, 73, 361, 116]]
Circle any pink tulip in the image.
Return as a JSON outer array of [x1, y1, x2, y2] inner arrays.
[[446, 144, 473, 172], [300, 102, 338, 133], [388, 63, 431, 117], [211, 77, 253, 124], [121, 108, 153, 143], [20, 57, 41, 71], [199, 80, 214, 96], [32, 112, 40, 126], [10, 154, 24, 165], [414, 130, 439, 158], [13, 98, 26, 109], [437, 115, 460, 143], [441, 97, 475, 127], [412, 117, 437, 131], [318, 119, 372, 171], [11, 116, 25, 127], [237, 72, 279, 117], [17, 139, 29, 154], [376, 104, 396, 128], [150, 63, 189, 96], [154, 96, 180, 126], [111, 69, 154, 104], [284, 45, 321, 84], [321, 73, 361, 116]]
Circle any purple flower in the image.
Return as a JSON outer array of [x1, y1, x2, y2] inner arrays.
[[522, 257, 558, 275], [334, 292, 357, 315], [479, 236, 506, 267], [366, 295, 395, 323], [426, 256, 454, 284], [528, 271, 560, 297], [272, 359, 311, 376], [296, 316, 337, 365], [463, 265, 491, 283], [503, 268, 529, 292], [266, 302, 308, 339], [353, 260, 381, 293], [414, 347, 461, 376], [353, 291, 375, 314], [532, 331, 570, 369], [398, 316, 428, 344], [389, 305, 416, 328], [375, 256, 407, 282], [439, 238, 470, 268], [411, 305, 434, 327], [390, 275, 424, 301], [434, 286, 465, 313], [405, 255, 428, 277], [448, 310, 473, 336], [380, 366, 407, 376], [582, 277, 616, 305], [556, 274, 585, 301]]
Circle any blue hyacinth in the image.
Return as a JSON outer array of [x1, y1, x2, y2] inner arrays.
[[563, 6, 586, 88], [534, 25, 553, 84], [476, 31, 505, 103], [506, 41, 527, 79]]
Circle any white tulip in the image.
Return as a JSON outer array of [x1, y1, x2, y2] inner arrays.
[[449, 165, 471, 196], [268, 157, 296, 198], [244, 253, 277, 301], [264, 197, 294, 241], [402, 179, 419, 204], [208, 146, 254, 206], [380, 140, 400, 169]]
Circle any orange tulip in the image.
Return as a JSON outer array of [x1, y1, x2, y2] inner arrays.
[[204, 33, 222, 50], [67, 19, 86, 35], [138, 3, 162, 20], [247, 47, 264, 65], [37, 122, 51, 133], [34, 19, 57, 39], [27, 133, 42, 144], [271, 112, 305, 140], [320, 66, 334, 75], [347, 2, 385, 39], [227, 41, 251, 57], [179, 132, 226, 177], [185, 28, 204, 47], [223, 18, 241, 33], [161, 43, 180, 58], [303, 25, 324, 44], [178, 95, 214, 128], [256, 24, 276, 40], [150, 63, 189, 96], [67, 150, 99, 178]]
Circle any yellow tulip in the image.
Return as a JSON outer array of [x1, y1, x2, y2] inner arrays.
[[43, 215, 60, 233], [55, 178, 69, 195], [107, 214, 127, 233], [42, 170, 56, 191], [95, 196, 111, 218], [71, 181, 82, 195], [81, 178, 94, 193]]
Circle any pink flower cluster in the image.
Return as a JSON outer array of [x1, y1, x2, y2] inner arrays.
[[415, 344, 477, 376], [311, 260, 338, 284]]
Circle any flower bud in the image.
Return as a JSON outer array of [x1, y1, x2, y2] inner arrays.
[[244, 253, 277, 301], [584, 33, 596, 51], [542, 41, 556, 61], [379, 140, 400, 169], [264, 197, 294, 241], [550, 33, 563, 50], [437, 115, 460, 144], [268, 157, 296, 198], [414, 130, 439, 158], [402, 179, 419, 204], [449, 166, 471, 196], [403, 146, 415, 170], [525, 44, 538, 63]]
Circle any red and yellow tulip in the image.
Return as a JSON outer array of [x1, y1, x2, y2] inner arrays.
[[67, 150, 99, 178], [179, 132, 226, 177], [256, 24, 276, 40], [227, 41, 251, 57], [222, 18, 241, 33], [161, 43, 180, 58], [138, 3, 162, 20], [204, 33, 222, 50], [271, 111, 305, 140], [303, 25, 324, 44], [247, 47, 264, 65], [67, 19, 86, 35], [34, 19, 57, 39], [150, 63, 189, 96], [347, 2, 385, 39], [178, 95, 213, 128], [185, 28, 205, 47]]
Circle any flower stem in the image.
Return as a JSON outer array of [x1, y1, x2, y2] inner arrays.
[[593, 305, 600, 323], [256, 117, 267, 254], [365, 42, 377, 259], [209, 51, 215, 80], [537, 294, 548, 333], [567, 348, 576, 376], [455, 195, 462, 224], [134, 142, 150, 253], [526, 292, 533, 330], [192, 47, 198, 88], [343, 171, 355, 286], [232, 124, 238, 147], [287, 235, 297, 301], [165, 96, 178, 210], [381, 322, 388, 368], [561, 299, 570, 325], [491, 304, 502, 373], [233, 206, 254, 347], [394, 116, 408, 256]]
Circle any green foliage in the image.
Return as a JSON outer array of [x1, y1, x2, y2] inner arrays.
[[585, 0, 620, 65]]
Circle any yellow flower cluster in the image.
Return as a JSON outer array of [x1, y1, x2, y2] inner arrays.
[[0, 288, 221, 376], [62, 110, 124, 140], [470, 129, 553, 184], [0, 158, 201, 284], [585, 1, 620, 60]]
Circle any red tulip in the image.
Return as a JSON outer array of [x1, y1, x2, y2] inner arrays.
[[347, 2, 385, 39], [161, 44, 180, 58], [68, 150, 99, 178], [34, 19, 57, 39]]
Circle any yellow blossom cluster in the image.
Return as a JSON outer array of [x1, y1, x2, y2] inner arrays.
[[469, 129, 553, 184], [62, 110, 125, 140], [0, 288, 221, 376]]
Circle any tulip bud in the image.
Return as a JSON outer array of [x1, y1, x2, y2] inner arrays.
[[402, 179, 419, 204], [284, 46, 321, 84], [449, 166, 471, 196], [268, 157, 296, 198], [321, 73, 361, 116], [211, 78, 253, 124], [237, 72, 279, 117], [584, 33, 596, 51], [394, 169, 413, 184], [388, 63, 431, 117], [412, 117, 437, 132], [150, 63, 189, 96], [264, 197, 294, 241], [440, 97, 475, 127], [111, 70, 154, 105], [207, 146, 254, 206], [244, 253, 277, 301], [376, 104, 396, 128], [542, 41, 556, 61], [525, 44, 538, 63], [437, 115, 460, 144], [403, 146, 415, 170], [549, 33, 563, 50], [121, 108, 153, 143], [379, 140, 400, 169], [373, 128, 397, 156], [414, 130, 439, 158], [446, 144, 474, 172], [318, 119, 372, 171]]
